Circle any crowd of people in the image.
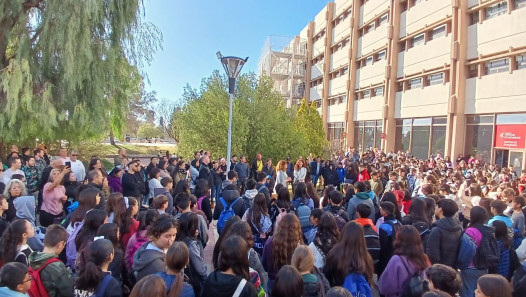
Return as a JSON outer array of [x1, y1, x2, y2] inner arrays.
[[0, 144, 525, 297]]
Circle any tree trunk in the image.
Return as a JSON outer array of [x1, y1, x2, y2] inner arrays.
[[109, 130, 116, 145]]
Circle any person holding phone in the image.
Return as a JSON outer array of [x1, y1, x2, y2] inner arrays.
[[40, 167, 70, 227]]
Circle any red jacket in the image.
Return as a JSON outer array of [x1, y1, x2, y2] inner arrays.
[[358, 169, 370, 182]]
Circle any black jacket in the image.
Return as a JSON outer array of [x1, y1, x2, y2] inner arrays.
[[213, 188, 245, 220], [201, 270, 257, 297], [426, 216, 462, 268], [122, 172, 146, 198], [256, 182, 271, 208]]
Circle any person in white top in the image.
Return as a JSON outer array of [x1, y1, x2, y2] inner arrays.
[[2, 156, 25, 184], [293, 159, 307, 184], [58, 147, 70, 165], [69, 150, 86, 181]]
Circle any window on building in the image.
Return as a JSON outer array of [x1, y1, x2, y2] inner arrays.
[[345, 37, 350, 45], [365, 56, 373, 66], [398, 81, 405, 92], [470, 11, 480, 25], [379, 14, 388, 26], [431, 25, 446, 40], [374, 86, 384, 96], [468, 64, 479, 78], [428, 73, 444, 86], [485, 58, 509, 75], [376, 50, 386, 61], [412, 33, 425, 47], [363, 89, 371, 98], [339, 95, 347, 103], [368, 22, 375, 32], [517, 0, 526, 9], [486, 1, 508, 19], [409, 77, 422, 89], [399, 41, 406, 52], [517, 54, 526, 69], [343, 67, 349, 74]]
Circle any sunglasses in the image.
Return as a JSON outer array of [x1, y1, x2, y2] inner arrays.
[[71, 154, 78, 156]]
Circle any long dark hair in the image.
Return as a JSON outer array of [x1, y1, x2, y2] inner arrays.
[[393, 225, 429, 271], [306, 182, 320, 208], [175, 212, 198, 240], [137, 209, 159, 232], [166, 242, 190, 297], [1, 219, 28, 263], [71, 188, 100, 225], [248, 193, 268, 231], [276, 187, 291, 209], [409, 198, 429, 224], [293, 182, 308, 203], [469, 206, 488, 226], [75, 238, 114, 291], [381, 192, 402, 221], [492, 220, 511, 249], [212, 216, 241, 268], [218, 235, 250, 280], [96, 223, 121, 250], [173, 180, 189, 196], [272, 265, 303, 297], [314, 212, 340, 256], [130, 275, 166, 297], [324, 222, 374, 286], [75, 209, 108, 251], [194, 179, 210, 198]]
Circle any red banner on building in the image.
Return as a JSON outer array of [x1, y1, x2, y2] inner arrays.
[[494, 125, 526, 149]]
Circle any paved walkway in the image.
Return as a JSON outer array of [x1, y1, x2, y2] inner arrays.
[[203, 220, 219, 274]]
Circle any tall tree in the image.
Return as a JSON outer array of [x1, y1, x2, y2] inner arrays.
[[173, 72, 329, 161], [0, 0, 161, 146]]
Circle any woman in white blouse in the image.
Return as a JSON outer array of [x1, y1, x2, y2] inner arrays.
[[294, 159, 307, 184]]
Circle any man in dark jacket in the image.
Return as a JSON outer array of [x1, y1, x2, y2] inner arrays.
[[309, 157, 323, 189], [198, 155, 213, 188], [323, 190, 350, 222], [426, 199, 462, 268], [255, 171, 271, 208], [213, 184, 246, 220], [122, 160, 147, 199], [234, 156, 250, 193]]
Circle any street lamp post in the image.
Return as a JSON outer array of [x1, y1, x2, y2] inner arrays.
[[216, 52, 248, 173]]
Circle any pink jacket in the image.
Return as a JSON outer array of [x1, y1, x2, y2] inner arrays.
[[41, 182, 66, 215], [125, 229, 148, 271]]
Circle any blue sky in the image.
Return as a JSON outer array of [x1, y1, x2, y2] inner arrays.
[[142, 0, 330, 103]]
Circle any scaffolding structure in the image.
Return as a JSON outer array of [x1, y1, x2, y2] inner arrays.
[[258, 36, 307, 107]]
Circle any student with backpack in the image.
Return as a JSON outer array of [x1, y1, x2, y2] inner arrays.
[[511, 196, 525, 249], [74, 238, 121, 297], [0, 262, 32, 297], [291, 245, 330, 297], [309, 212, 340, 269], [269, 187, 291, 230], [304, 209, 322, 244], [426, 199, 462, 268], [347, 182, 375, 221], [323, 191, 349, 231], [324, 222, 374, 297], [28, 224, 73, 297], [459, 206, 499, 297], [241, 179, 258, 211], [290, 182, 314, 234], [125, 209, 158, 272], [354, 204, 380, 266], [378, 225, 430, 297], [73, 210, 108, 273], [242, 193, 272, 257], [175, 192, 208, 248], [377, 201, 401, 276], [491, 220, 520, 281], [213, 184, 245, 234], [255, 171, 271, 207], [193, 179, 212, 223], [156, 242, 195, 297]]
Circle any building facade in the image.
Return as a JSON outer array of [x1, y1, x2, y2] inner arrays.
[[260, 0, 526, 173]]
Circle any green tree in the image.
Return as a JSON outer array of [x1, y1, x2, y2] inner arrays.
[[173, 72, 329, 161], [0, 0, 161, 146], [137, 123, 163, 139], [294, 99, 329, 158]]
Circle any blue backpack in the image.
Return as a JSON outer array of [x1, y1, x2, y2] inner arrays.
[[217, 197, 241, 234], [343, 273, 372, 297], [292, 199, 312, 232], [456, 231, 477, 270]]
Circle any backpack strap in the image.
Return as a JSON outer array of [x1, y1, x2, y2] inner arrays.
[[257, 185, 266, 192], [230, 197, 241, 208], [33, 258, 61, 273], [219, 197, 227, 209], [232, 278, 247, 297], [95, 274, 114, 297]]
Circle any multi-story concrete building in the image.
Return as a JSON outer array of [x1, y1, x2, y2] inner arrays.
[[260, 0, 526, 173]]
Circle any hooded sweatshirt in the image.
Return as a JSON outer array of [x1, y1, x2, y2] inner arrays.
[[132, 242, 166, 281], [201, 271, 257, 297], [213, 188, 245, 220], [426, 216, 462, 268], [347, 192, 375, 221], [13, 196, 36, 224], [28, 252, 74, 297]]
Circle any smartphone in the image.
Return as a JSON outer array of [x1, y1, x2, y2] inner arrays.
[[65, 161, 71, 167]]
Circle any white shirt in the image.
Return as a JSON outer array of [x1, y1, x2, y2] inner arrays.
[[70, 159, 86, 181], [2, 168, 25, 184], [59, 156, 70, 165]]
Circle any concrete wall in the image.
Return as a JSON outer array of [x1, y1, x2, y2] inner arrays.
[[330, 44, 350, 70], [397, 34, 451, 77], [400, 0, 451, 37], [329, 75, 348, 96], [395, 83, 450, 118], [328, 103, 347, 123], [358, 25, 389, 57], [356, 59, 386, 89], [354, 96, 384, 121], [465, 69, 526, 114], [361, 0, 389, 25]]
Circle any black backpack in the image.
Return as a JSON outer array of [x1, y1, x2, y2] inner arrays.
[[412, 221, 430, 249], [400, 257, 429, 297], [473, 225, 500, 269], [363, 224, 380, 264]]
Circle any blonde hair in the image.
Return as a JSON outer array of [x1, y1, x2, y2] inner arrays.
[[276, 160, 287, 173], [291, 245, 314, 273]]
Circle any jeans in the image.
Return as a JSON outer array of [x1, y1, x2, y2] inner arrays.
[[311, 175, 319, 188], [211, 184, 221, 204], [460, 268, 487, 297]]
